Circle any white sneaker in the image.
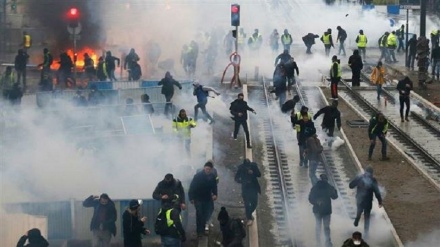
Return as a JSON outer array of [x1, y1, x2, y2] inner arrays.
[[205, 224, 209, 231]]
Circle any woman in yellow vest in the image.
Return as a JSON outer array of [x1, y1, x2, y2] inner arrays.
[[370, 61, 386, 100], [356, 30, 368, 61], [172, 109, 197, 156]]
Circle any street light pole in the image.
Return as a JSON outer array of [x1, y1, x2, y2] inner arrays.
[[420, 0, 426, 37]]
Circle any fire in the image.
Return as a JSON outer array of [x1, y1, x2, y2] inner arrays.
[[50, 47, 99, 71]]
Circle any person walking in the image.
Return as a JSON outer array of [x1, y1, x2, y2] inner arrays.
[[217, 207, 246, 247], [313, 100, 341, 146], [269, 29, 280, 55], [189, 162, 218, 237], [229, 93, 256, 149], [370, 61, 386, 100], [281, 29, 293, 53], [273, 64, 288, 109], [124, 48, 140, 81], [193, 81, 220, 124], [348, 50, 363, 87], [355, 30, 368, 61], [305, 128, 324, 185], [14, 49, 29, 91], [302, 33, 319, 54], [16, 228, 49, 247], [37, 48, 53, 91], [431, 44, 440, 80], [105, 51, 120, 81], [342, 231, 370, 247], [83, 193, 117, 247], [349, 166, 383, 237], [396, 76, 413, 122], [295, 110, 315, 168], [378, 32, 390, 63], [386, 31, 398, 63], [407, 34, 417, 69], [158, 71, 182, 116], [320, 28, 334, 57], [396, 24, 405, 53], [308, 174, 338, 247], [153, 173, 186, 211], [235, 158, 261, 226], [368, 112, 389, 161], [274, 49, 292, 66], [83, 53, 96, 81], [156, 197, 186, 246], [329, 56, 341, 99], [123, 200, 150, 247], [284, 57, 299, 87], [336, 26, 347, 56], [172, 109, 196, 156]]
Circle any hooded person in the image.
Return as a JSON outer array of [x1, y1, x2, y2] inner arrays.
[[281, 95, 300, 113], [152, 173, 186, 210], [158, 71, 182, 116], [342, 231, 370, 247], [313, 100, 341, 141], [348, 49, 364, 87], [123, 200, 150, 247], [229, 93, 256, 149], [217, 207, 245, 247], [17, 228, 49, 247], [235, 158, 261, 226]]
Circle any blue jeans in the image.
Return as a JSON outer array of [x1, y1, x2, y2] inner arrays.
[[298, 143, 308, 166], [161, 236, 181, 247], [194, 200, 211, 235], [242, 189, 258, 220], [278, 91, 286, 110], [194, 99, 213, 122], [315, 213, 332, 247], [376, 84, 382, 100], [368, 134, 387, 158], [308, 160, 319, 186], [338, 40, 346, 56]]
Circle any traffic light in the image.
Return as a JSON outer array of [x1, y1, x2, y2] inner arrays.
[[231, 4, 240, 26], [67, 7, 80, 28]]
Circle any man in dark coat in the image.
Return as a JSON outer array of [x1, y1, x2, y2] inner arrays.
[[235, 158, 261, 226], [158, 198, 186, 246], [302, 33, 319, 54], [16, 228, 49, 247], [273, 64, 288, 109], [158, 71, 182, 116], [57, 51, 73, 88], [83, 193, 117, 247], [124, 48, 140, 81], [406, 34, 417, 69], [313, 100, 341, 142], [123, 200, 149, 247], [217, 207, 245, 247], [342, 231, 370, 247], [295, 110, 315, 167], [153, 173, 186, 211], [274, 49, 292, 66], [229, 93, 256, 148], [349, 167, 383, 237], [308, 174, 338, 247], [284, 57, 299, 87], [281, 95, 300, 114], [105, 51, 120, 81], [14, 49, 29, 90], [368, 112, 389, 161], [189, 162, 218, 237], [336, 26, 347, 56], [348, 49, 363, 87], [396, 76, 413, 122]]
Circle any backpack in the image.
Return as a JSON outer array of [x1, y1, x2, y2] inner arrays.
[[154, 208, 170, 235], [230, 218, 246, 239]]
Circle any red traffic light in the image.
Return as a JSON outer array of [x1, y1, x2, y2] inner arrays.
[[231, 5, 239, 13], [69, 8, 79, 18]]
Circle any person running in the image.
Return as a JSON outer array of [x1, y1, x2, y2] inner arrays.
[[158, 71, 182, 116], [368, 112, 389, 161], [235, 158, 261, 226], [370, 61, 386, 100], [396, 76, 413, 122], [193, 81, 220, 124], [229, 93, 256, 149]]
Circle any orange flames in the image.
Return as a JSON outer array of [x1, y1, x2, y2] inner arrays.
[[50, 47, 99, 71]]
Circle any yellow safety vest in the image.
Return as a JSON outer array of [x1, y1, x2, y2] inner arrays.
[[330, 62, 341, 78], [172, 116, 196, 139], [431, 30, 438, 36], [357, 35, 367, 48], [281, 34, 292, 45], [322, 34, 331, 45], [24, 35, 31, 48], [238, 33, 245, 44], [294, 112, 313, 132], [387, 33, 397, 47]]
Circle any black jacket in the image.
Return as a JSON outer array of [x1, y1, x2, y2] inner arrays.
[[188, 170, 218, 202], [342, 238, 370, 247], [273, 65, 287, 94], [302, 33, 319, 46], [152, 179, 186, 205], [396, 78, 413, 97], [432, 46, 440, 60], [348, 53, 363, 71], [274, 53, 292, 65], [16, 235, 49, 247], [122, 209, 147, 246], [158, 77, 181, 96], [284, 60, 299, 78], [313, 106, 341, 129], [308, 180, 338, 215], [82, 196, 117, 236], [349, 173, 382, 209], [105, 55, 120, 71], [229, 99, 254, 122], [337, 29, 347, 42], [220, 219, 245, 247], [15, 51, 29, 71], [368, 115, 388, 136], [407, 37, 417, 55], [160, 204, 186, 240], [235, 161, 261, 194], [297, 119, 315, 145]]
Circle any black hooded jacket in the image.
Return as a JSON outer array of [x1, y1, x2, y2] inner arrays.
[[308, 180, 338, 215], [152, 178, 186, 205], [16, 229, 49, 247], [396, 77, 413, 97], [220, 218, 245, 247], [348, 50, 363, 71], [189, 170, 218, 202], [313, 105, 341, 129], [82, 195, 117, 236], [349, 172, 382, 209], [158, 72, 182, 96], [122, 209, 147, 246], [235, 160, 261, 194]]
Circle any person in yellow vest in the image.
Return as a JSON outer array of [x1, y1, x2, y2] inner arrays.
[[355, 30, 368, 61], [386, 31, 398, 63], [21, 31, 32, 52], [238, 28, 247, 53], [320, 28, 334, 57], [173, 109, 197, 156], [329, 55, 341, 99], [370, 61, 386, 100], [281, 29, 293, 53], [430, 29, 439, 49], [396, 24, 405, 53], [248, 29, 263, 52]]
